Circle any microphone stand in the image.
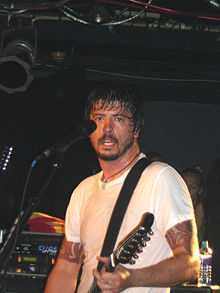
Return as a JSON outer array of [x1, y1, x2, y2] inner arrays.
[[0, 155, 62, 293], [0, 122, 95, 292]]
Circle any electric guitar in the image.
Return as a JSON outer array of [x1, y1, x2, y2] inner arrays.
[[88, 212, 154, 293]]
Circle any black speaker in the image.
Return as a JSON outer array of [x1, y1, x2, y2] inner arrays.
[[171, 285, 220, 293]]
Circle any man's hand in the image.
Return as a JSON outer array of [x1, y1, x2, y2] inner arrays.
[[93, 257, 131, 293]]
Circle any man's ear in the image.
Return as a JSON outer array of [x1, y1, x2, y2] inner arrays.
[[134, 118, 144, 138], [134, 128, 140, 138]]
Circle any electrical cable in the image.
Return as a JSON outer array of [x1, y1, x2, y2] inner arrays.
[[61, 0, 153, 26], [81, 0, 220, 22], [0, 158, 61, 292], [61, 5, 146, 26], [86, 68, 220, 84], [0, 0, 220, 25]]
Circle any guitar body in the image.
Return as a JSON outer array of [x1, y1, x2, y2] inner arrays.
[[88, 212, 154, 293]]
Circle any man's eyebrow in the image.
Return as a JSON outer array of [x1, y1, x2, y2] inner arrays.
[[113, 113, 133, 119], [91, 110, 133, 118]]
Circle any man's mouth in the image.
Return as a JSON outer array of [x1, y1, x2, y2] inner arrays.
[[99, 136, 117, 146], [103, 140, 115, 146]]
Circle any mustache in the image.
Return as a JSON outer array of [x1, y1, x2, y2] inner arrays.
[[98, 134, 118, 144]]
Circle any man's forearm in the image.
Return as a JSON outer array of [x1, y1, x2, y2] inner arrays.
[[44, 255, 80, 293], [128, 253, 199, 288], [44, 265, 77, 293]]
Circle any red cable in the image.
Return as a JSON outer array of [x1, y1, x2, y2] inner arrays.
[[94, 0, 220, 22]]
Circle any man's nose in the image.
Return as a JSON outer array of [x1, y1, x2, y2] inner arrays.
[[103, 117, 113, 132]]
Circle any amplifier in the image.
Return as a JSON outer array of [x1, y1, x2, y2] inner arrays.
[[4, 231, 63, 279]]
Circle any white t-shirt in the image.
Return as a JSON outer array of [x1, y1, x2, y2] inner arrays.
[[65, 157, 195, 293]]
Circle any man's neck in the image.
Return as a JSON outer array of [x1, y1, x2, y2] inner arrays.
[[99, 145, 140, 182]]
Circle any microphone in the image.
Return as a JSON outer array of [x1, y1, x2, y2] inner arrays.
[[32, 120, 96, 165]]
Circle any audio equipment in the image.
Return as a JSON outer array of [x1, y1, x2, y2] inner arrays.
[[0, 231, 63, 293], [4, 231, 63, 279]]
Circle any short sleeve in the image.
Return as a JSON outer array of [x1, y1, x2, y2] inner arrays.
[[64, 174, 98, 243], [65, 188, 82, 243], [153, 165, 194, 236]]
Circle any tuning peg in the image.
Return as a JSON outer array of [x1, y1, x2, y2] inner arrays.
[[144, 235, 150, 241], [141, 239, 147, 247], [137, 246, 143, 253], [123, 249, 132, 255], [129, 259, 136, 265], [127, 244, 134, 250], [139, 229, 146, 236], [120, 256, 129, 263], [136, 231, 144, 237], [131, 238, 139, 244], [148, 229, 153, 235]]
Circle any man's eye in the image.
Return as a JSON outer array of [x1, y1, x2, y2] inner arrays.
[[115, 116, 124, 122], [94, 116, 103, 121]]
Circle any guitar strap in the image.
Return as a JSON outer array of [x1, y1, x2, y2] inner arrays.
[[97, 156, 150, 271]]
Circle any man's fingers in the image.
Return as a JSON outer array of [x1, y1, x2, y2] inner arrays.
[[97, 256, 110, 266]]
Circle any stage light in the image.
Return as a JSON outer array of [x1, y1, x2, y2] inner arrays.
[[0, 39, 35, 94], [207, 0, 220, 7], [88, 5, 112, 24]]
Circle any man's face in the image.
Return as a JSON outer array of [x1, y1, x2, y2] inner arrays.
[[89, 100, 139, 161]]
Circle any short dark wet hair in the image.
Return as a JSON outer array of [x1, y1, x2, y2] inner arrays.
[[84, 84, 144, 132]]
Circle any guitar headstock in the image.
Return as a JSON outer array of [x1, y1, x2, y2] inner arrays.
[[112, 212, 154, 267]]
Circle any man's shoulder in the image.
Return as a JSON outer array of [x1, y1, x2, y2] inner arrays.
[[138, 153, 169, 172], [75, 171, 101, 190], [141, 159, 180, 182], [144, 160, 170, 174], [69, 171, 102, 204]]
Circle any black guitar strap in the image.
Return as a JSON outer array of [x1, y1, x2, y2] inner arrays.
[[97, 156, 150, 271]]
